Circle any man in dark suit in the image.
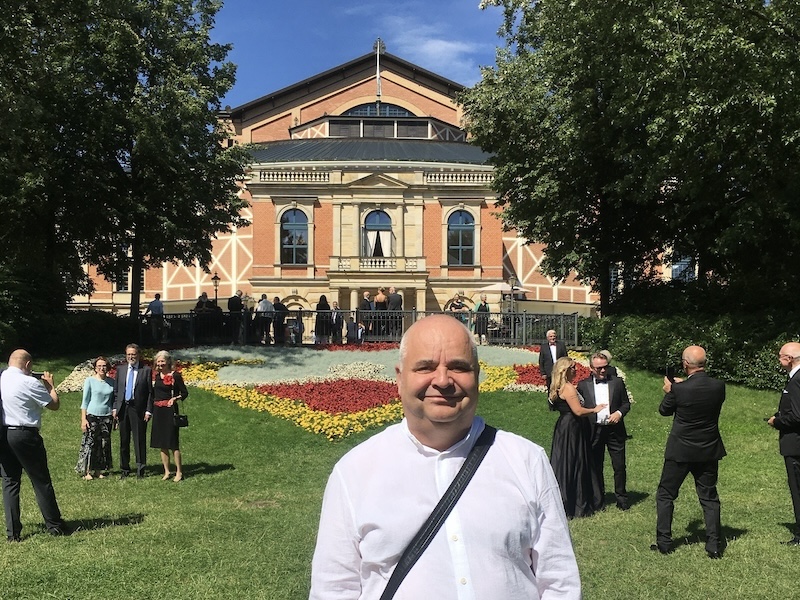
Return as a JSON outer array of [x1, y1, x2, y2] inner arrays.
[[113, 344, 152, 479], [653, 345, 726, 559], [768, 342, 800, 545], [539, 329, 568, 390], [273, 296, 288, 345], [227, 290, 244, 344], [330, 300, 345, 344], [386, 286, 403, 337], [577, 352, 632, 510], [358, 291, 373, 339]]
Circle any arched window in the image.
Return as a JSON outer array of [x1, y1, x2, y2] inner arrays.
[[447, 210, 474, 265], [362, 210, 393, 257], [280, 209, 308, 264], [343, 103, 415, 117]]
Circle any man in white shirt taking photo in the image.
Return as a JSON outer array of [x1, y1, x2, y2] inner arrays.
[[310, 314, 580, 599]]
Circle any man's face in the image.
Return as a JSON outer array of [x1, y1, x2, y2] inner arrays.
[[547, 331, 557, 344], [591, 357, 609, 381], [779, 345, 796, 371], [126, 348, 139, 366], [396, 317, 479, 435], [332, 301, 339, 309]]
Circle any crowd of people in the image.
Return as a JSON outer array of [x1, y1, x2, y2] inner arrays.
[[161, 287, 509, 347]]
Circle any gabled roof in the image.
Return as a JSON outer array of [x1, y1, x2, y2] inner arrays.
[[228, 52, 466, 119], [248, 138, 491, 165]]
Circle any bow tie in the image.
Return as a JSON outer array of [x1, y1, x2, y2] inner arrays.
[[594, 378, 608, 384]]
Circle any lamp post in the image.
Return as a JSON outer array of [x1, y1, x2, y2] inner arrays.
[[508, 274, 517, 341], [211, 271, 220, 305]]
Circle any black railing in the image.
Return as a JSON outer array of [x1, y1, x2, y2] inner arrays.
[[138, 309, 579, 347]]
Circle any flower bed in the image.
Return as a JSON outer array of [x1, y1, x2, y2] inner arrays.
[[58, 345, 628, 440]]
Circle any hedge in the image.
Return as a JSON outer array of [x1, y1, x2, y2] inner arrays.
[[579, 313, 788, 391]]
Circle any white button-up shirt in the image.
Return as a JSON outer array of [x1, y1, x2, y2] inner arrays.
[[0, 367, 53, 428], [310, 417, 580, 599]]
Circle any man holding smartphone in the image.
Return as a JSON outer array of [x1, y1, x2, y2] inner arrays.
[[653, 345, 726, 559], [0, 349, 71, 540]]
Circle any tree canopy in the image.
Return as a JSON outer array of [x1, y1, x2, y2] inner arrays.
[[463, 0, 800, 313], [0, 0, 250, 317]]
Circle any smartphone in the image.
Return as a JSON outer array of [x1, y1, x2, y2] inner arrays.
[[31, 371, 44, 379], [665, 365, 676, 383]]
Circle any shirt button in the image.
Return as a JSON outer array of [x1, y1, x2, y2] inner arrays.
[[451, 534, 459, 541], [460, 578, 467, 585]]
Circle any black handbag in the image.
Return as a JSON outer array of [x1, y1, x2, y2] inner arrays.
[[174, 403, 189, 428]]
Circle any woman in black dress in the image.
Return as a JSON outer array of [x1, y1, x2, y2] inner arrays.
[[147, 350, 188, 482], [315, 295, 332, 344], [373, 287, 388, 335], [548, 356, 606, 518]]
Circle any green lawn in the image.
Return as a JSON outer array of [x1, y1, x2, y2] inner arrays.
[[0, 359, 794, 599]]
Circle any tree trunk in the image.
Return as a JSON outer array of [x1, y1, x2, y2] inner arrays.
[[128, 234, 144, 319]]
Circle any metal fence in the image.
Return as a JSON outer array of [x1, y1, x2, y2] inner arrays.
[[138, 309, 579, 348]]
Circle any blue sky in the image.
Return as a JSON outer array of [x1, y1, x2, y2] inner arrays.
[[211, 0, 506, 109]]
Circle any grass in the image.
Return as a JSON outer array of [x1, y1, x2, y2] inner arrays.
[[0, 358, 795, 599]]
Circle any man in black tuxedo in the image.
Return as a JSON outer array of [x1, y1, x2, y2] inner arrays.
[[653, 345, 726, 559], [577, 352, 631, 510], [768, 342, 800, 545], [539, 329, 568, 390], [113, 344, 152, 479]]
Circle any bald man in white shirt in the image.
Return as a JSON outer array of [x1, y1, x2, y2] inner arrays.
[[310, 315, 580, 599]]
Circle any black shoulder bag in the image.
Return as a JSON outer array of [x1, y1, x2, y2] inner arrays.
[[379, 425, 497, 600]]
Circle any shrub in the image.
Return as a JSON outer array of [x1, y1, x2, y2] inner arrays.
[[584, 313, 790, 391], [10, 310, 136, 357]]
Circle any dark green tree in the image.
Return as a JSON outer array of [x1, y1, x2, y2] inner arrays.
[[463, 0, 800, 313], [0, 0, 250, 318]]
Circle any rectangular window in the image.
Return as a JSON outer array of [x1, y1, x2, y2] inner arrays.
[[397, 121, 428, 138], [330, 120, 360, 137], [363, 121, 392, 138]]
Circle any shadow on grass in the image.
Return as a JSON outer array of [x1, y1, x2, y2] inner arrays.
[[604, 489, 650, 509], [779, 521, 798, 536], [182, 461, 235, 477], [672, 519, 748, 550], [66, 513, 146, 535]]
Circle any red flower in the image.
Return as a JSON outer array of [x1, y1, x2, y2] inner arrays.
[[514, 364, 547, 386], [162, 373, 174, 386], [255, 379, 398, 414], [311, 342, 400, 352], [513, 363, 592, 385]]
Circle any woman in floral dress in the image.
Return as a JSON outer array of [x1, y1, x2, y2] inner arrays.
[[76, 356, 115, 479]]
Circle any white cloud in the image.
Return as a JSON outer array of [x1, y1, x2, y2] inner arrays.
[[378, 12, 497, 85]]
